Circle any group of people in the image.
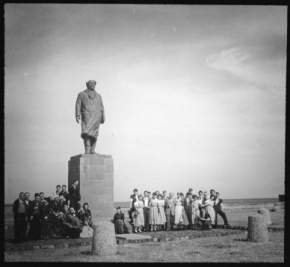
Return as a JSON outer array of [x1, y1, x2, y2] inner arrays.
[[113, 188, 229, 234], [12, 182, 94, 243], [13, 184, 230, 240]]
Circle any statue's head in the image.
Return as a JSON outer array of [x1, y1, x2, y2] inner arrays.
[[86, 80, 97, 90]]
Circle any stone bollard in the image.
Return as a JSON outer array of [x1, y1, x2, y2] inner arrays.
[[92, 221, 117, 256], [273, 206, 281, 212], [257, 208, 272, 225], [247, 214, 269, 242], [273, 203, 282, 212]]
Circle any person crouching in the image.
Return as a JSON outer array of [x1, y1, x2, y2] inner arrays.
[[113, 207, 129, 234], [63, 207, 82, 238]]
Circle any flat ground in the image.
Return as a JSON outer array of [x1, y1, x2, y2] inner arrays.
[[5, 231, 284, 262], [4, 207, 284, 262]]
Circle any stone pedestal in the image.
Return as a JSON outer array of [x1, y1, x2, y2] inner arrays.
[[68, 154, 114, 219]]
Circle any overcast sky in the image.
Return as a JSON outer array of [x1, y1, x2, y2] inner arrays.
[[5, 4, 286, 203]]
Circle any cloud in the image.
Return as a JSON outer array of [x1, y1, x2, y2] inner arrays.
[[206, 46, 250, 72], [206, 45, 286, 88]]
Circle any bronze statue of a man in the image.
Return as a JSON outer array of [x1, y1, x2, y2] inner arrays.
[[75, 80, 105, 154]]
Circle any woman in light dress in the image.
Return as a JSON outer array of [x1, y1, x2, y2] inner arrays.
[[149, 193, 159, 232], [133, 195, 145, 233], [201, 194, 216, 227], [174, 192, 183, 225], [180, 193, 189, 227], [157, 194, 167, 230]]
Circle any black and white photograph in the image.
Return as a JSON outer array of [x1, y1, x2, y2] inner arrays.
[[4, 3, 286, 262]]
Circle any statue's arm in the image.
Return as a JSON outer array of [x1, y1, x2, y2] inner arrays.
[[75, 93, 82, 123], [100, 96, 105, 124]]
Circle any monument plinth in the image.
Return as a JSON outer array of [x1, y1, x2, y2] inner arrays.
[[68, 153, 114, 220]]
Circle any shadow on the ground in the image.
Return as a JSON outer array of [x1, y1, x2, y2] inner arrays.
[[233, 238, 248, 242], [5, 238, 18, 244], [81, 251, 92, 255]]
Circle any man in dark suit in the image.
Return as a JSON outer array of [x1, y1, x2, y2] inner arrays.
[[13, 192, 28, 243], [213, 192, 229, 227], [69, 181, 81, 211], [142, 191, 150, 231], [164, 192, 175, 231], [184, 193, 193, 229], [28, 193, 42, 240], [24, 192, 33, 240], [59, 184, 70, 211]]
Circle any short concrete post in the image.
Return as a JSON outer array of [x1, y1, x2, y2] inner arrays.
[[257, 208, 272, 225], [92, 221, 117, 256], [273, 203, 282, 212], [247, 214, 269, 242]]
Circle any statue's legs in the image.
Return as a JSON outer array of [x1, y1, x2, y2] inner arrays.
[[90, 137, 97, 154], [83, 137, 91, 154]]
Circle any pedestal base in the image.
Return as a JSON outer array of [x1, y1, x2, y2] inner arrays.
[[68, 153, 114, 219]]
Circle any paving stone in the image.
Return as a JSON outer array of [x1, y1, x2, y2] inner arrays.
[[116, 234, 152, 241], [5, 224, 279, 252], [55, 243, 65, 249]]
